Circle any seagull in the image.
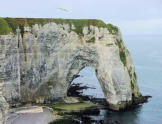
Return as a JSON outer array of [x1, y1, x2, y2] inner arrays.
[[57, 8, 69, 12]]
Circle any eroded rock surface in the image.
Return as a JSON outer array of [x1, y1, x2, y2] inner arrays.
[[0, 82, 8, 124], [0, 18, 141, 122]]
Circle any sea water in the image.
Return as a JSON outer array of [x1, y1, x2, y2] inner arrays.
[[72, 35, 162, 124]]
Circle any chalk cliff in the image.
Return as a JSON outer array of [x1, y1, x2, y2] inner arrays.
[[0, 18, 141, 123]]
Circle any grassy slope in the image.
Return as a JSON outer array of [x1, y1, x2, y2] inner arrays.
[[0, 18, 11, 35], [0, 17, 119, 35]]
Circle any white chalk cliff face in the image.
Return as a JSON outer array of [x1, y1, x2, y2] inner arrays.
[[0, 82, 8, 124], [0, 18, 141, 123]]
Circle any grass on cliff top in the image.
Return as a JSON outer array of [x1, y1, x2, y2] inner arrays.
[[0, 18, 11, 35], [0, 17, 119, 35]]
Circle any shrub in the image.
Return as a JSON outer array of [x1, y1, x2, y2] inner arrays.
[[0, 18, 11, 35], [116, 39, 127, 66], [86, 37, 95, 43]]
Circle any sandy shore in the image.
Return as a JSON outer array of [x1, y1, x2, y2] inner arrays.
[[6, 106, 55, 124]]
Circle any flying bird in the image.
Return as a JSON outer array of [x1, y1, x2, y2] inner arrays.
[[57, 8, 69, 12]]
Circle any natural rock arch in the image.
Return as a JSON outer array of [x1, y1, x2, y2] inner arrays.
[[0, 18, 141, 118], [65, 47, 99, 94], [58, 45, 135, 110]]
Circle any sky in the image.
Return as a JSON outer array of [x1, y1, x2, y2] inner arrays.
[[0, 0, 162, 36]]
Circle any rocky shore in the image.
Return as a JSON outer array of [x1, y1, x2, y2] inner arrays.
[[48, 83, 151, 124], [6, 106, 55, 124]]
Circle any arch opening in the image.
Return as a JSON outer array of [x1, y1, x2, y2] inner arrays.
[[67, 66, 106, 102]]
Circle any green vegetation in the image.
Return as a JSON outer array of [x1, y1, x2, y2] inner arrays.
[[86, 37, 95, 43], [20, 25, 24, 38], [4, 18, 26, 33], [47, 81, 53, 86], [131, 80, 135, 90], [116, 39, 127, 66], [0, 18, 11, 35], [128, 69, 132, 78], [106, 43, 114, 46], [106, 24, 119, 35], [48, 102, 95, 117], [120, 51, 127, 67], [0, 17, 119, 35], [48, 102, 97, 123], [134, 72, 137, 79], [116, 39, 137, 93], [116, 39, 122, 48], [50, 102, 95, 112]]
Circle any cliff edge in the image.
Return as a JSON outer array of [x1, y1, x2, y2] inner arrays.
[[0, 17, 141, 123]]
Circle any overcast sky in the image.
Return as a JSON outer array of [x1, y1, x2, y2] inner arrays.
[[1, 0, 162, 36]]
